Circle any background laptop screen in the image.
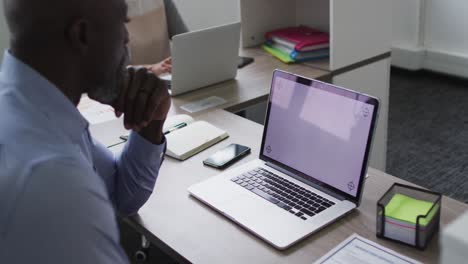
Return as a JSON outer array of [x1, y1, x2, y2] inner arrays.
[[262, 73, 376, 197]]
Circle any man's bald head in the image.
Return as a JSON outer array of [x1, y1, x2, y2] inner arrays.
[[3, 0, 110, 47], [2, 0, 130, 105], [5, 0, 80, 44]]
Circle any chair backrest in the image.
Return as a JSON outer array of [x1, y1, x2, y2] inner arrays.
[[126, 0, 171, 65]]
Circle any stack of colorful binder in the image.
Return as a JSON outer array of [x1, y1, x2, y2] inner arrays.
[[263, 26, 330, 64]]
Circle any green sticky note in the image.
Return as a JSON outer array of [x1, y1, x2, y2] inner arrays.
[[385, 193, 438, 226]]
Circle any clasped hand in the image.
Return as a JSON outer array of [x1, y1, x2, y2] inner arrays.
[[112, 66, 171, 131]]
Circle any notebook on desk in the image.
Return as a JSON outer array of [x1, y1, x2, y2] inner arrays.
[[188, 70, 379, 249], [164, 115, 229, 160], [118, 114, 229, 160]]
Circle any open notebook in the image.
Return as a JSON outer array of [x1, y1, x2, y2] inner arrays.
[[163, 115, 229, 160]]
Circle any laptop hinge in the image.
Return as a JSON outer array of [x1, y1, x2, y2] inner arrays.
[[265, 162, 348, 201]]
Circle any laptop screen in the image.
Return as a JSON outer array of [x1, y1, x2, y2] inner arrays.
[[261, 70, 379, 200]]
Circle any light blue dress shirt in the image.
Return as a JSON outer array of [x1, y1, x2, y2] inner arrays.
[[0, 51, 166, 263]]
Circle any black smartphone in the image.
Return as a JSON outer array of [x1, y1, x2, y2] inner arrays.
[[203, 144, 251, 169]]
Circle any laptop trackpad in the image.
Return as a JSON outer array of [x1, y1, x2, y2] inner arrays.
[[221, 192, 302, 248], [223, 193, 291, 224]]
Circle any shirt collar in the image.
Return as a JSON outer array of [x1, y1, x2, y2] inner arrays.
[[0, 50, 89, 143]]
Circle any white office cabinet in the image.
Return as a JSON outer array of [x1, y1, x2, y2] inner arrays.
[[441, 211, 468, 264], [241, 0, 392, 71], [240, 0, 299, 46], [241, 0, 391, 171], [333, 58, 390, 171], [295, 0, 330, 33], [330, 0, 392, 70]]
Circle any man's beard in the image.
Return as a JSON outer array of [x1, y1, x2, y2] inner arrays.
[[88, 47, 130, 105]]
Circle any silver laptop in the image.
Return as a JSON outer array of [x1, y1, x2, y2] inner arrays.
[[188, 70, 380, 249], [163, 22, 241, 96]]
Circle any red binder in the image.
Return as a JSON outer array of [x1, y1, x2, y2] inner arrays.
[[265, 26, 329, 52]]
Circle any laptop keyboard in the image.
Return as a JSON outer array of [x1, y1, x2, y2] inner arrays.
[[231, 168, 335, 221]]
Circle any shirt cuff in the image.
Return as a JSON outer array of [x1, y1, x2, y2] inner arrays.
[[125, 131, 166, 165]]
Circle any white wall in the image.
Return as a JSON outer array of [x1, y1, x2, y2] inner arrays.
[[0, 4, 8, 62], [424, 0, 468, 54], [166, 0, 240, 32], [423, 0, 468, 77], [391, 0, 426, 70], [392, 0, 422, 48], [392, 0, 468, 78]]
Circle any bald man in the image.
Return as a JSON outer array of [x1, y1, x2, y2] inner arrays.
[[0, 0, 170, 263]]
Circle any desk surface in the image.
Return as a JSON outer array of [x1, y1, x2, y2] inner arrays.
[[109, 110, 467, 264], [168, 47, 329, 116]]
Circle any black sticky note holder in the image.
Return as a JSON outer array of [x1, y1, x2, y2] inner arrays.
[[376, 183, 441, 250]]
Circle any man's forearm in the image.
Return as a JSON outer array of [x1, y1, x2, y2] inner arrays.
[[138, 120, 165, 145], [114, 122, 166, 216]]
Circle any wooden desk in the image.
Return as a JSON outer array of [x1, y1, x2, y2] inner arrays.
[[167, 47, 329, 116], [109, 110, 467, 264]]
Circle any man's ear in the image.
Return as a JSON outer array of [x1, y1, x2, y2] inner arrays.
[[65, 19, 89, 54]]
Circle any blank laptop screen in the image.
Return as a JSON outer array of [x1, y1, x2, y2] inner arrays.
[[262, 72, 377, 197]]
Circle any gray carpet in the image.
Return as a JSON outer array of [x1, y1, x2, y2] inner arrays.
[[387, 68, 468, 203]]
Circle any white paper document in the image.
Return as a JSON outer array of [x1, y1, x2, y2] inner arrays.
[[180, 96, 227, 113], [314, 234, 421, 264]]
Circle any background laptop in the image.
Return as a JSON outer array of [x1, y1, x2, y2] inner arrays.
[[163, 22, 241, 96], [188, 70, 379, 249]]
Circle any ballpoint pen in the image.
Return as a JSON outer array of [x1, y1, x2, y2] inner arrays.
[[164, 122, 187, 135], [119, 122, 188, 140]]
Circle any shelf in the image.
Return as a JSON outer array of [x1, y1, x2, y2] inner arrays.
[[240, 0, 391, 71], [244, 46, 331, 72], [302, 58, 331, 72]]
